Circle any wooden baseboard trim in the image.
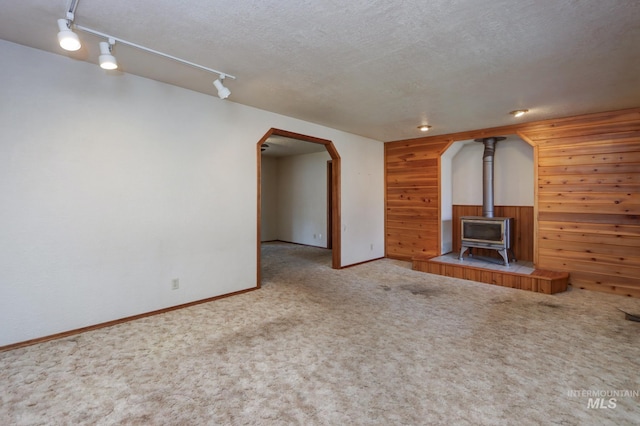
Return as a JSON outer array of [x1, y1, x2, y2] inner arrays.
[[264, 239, 330, 250], [340, 257, 385, 269], [0, 286, 259, 353]]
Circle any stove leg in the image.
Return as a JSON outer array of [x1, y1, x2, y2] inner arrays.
[[498, 248, 510, 266], [459, 246, 469, 260]]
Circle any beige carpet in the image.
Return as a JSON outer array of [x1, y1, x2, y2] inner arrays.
[[1, 241, 639, 425]]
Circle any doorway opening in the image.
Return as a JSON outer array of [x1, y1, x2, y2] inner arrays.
[[257, 128, 341, 286]]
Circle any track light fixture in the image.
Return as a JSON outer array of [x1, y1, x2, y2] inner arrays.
[[56, 0, 235, 99], [213, 75, 231, 99], [98, 39, 118, 70], [57, 18, 81, 51]]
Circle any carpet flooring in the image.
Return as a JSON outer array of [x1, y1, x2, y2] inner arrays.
[[1, 241, 639, 425]]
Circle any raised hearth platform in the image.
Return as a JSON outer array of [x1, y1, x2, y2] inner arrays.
[[413, 253, 568, 294]]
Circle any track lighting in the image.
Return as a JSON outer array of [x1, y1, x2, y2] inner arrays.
[[213, 76, 231, 99], [55, 1, 236, 99], [99, 39, 118, 70], [57, 18, 81, 51]]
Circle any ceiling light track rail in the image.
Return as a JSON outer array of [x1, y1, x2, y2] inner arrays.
[[65, 0, 79, 21], [72, 24, 236, 80], [57, 0, 235, 99]]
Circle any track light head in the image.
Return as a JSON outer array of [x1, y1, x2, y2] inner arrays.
[[55, 12, 236, 91], [213, 75, 231, 99], [99, 40, 118, 70], [57, 19, 81, 51]]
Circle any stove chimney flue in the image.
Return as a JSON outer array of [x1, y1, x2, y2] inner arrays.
[[474, 136, 506, 218]]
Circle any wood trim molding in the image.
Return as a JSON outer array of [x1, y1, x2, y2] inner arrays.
[[340, 256, 385, 269], [0, 287, 259, 353], [257, 128, 342, 278], [436, 155, 442, 254], [331, 157, 342, 268], [256, 140, 263, 287], [516, 130, 537, 147], [383, 142, 388, 258], [532, 144, 540, 265], [264, 128, 333, 146]]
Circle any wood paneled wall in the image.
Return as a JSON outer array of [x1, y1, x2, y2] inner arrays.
[[452, 205, 534, 262], [385, 139, 448, 260], [520, 109, 640, 297], [385, 107, 640, 298]]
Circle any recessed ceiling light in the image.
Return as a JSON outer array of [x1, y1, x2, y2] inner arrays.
[[510, 109, 529, 118], [418, 125, 432, 132]]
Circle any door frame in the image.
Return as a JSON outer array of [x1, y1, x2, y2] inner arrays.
[[257, 128, 341, 286], [326, 160, 333, 250]]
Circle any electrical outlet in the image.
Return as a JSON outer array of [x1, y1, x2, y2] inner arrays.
[[318, 233, 322, 239], [172, 278, 179, 290], [370, 244, 374, 250]]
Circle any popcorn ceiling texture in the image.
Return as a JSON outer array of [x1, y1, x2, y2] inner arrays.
[[1, 1, 639, 140], [1, 242, 639, 425]]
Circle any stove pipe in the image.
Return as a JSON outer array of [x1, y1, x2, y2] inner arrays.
[[474, 136, 506, 218]]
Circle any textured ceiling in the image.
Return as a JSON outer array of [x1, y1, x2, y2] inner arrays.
[[1, 0, 639, 141]]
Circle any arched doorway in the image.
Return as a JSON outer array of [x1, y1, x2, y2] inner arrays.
[[256, 128, 341, 286]]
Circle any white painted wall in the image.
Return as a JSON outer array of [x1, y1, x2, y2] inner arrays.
[[440, 142, 465, 254], [261, 152, 330, 246], [452, 138, 534, 206], [276, 151, 331, 247], [0, 40, 384, 346], [339, 140, 385, 262], [260, 156, 279, 241]]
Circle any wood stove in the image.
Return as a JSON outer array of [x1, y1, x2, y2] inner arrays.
[[458, 136, 515, 266], [459, 216, 514, 266]]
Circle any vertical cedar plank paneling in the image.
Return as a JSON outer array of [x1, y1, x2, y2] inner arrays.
[[521, 109, 640, 297], [385, 140, 449, 260]]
